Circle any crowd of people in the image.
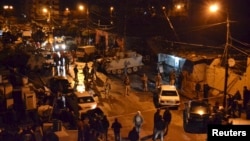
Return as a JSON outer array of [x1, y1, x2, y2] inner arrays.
[[76, 108, 171, 141]]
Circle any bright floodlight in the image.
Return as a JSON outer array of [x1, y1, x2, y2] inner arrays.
[[43, 8, 49, 14], [79, 5, 84, 11], [209, 4, 219, 13]]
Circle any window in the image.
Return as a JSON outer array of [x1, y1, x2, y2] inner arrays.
[[161, 90, 178, 96], [78, 96, 95, 103]]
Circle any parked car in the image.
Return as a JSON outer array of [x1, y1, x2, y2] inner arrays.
[[75, 91, 97, 116], [65, 91, 98, 119], [183, 100, 212, 133], [158, 85, 180, 109]]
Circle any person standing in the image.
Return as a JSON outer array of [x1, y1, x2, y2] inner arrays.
[[232, 90, 242, 118], [124, 75, 130, 96], [90, 64, 97, 81], [74, 65, 79, 81], [128, 127, 139, 141], [155, 73, 162, 89], [77, 119, 85, 141], [111, 118, 122, 141], [178, 71, 184, 90], [59, 53, 65, 76], [163, 108, 172, 136], [141, 73, 148, 92], [195, 82, 201, 98], [104, 78, 111, 99], [101, 115, 110, 141], [64, 53, 70, 73], [133, 111, 144, 135], [169, 69, 176, 85], [243, 86, 250, 110], [153, 115, 166, 141], [92, 59, 98, 78], [83, 63, 90, 81], [153, 109, 161, 137]]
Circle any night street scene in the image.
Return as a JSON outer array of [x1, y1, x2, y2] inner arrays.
[[0, 0, 250, 141]]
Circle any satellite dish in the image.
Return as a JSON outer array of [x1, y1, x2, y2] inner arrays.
[[228, 58, 235, 67]]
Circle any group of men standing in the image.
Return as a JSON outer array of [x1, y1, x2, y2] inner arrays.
[[73, 62, 98, 88]]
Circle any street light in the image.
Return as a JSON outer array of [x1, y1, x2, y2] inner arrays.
[[3, 5, 13, 30], [78, 4, 90, 45], [208, 3, 230, 108], [110, 6, 114, 25], [43, 8, 51, 23], [43, 7, 54, 44], [110, 6, 114, 17]]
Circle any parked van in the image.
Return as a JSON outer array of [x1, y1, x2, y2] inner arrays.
[[75, 45, 96, 62]]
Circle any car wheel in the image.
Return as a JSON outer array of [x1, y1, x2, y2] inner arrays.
[[106, 69, 111, 74], [132, 67, 138, 72], [112, 69, 117, 74], [117, 69, 123, 75], [127, 68, 132, 74]]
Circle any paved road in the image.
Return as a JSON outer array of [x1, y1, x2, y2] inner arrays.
[[61, 63, 207, 141], [35, 62, 248, 141]]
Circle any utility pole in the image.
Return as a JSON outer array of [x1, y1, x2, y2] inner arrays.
[[223, 13, 230, 109]]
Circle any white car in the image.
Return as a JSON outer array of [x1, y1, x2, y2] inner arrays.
[[158, 85, 180, 109], [74, 91, 98, 118]]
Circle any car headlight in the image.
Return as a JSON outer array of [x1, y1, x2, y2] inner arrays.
[[91, 104, 97, 109], [197, 110, 204, 115], [62, 44, 66, 49], [55, 45, 59, 49]]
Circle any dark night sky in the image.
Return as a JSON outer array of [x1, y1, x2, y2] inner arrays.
[[2, 0, 249, 19], [1, 0, 250, 44]]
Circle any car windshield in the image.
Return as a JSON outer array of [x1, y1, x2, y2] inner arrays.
[[161, 90, 178, 96], [78, 96, 95, 103]]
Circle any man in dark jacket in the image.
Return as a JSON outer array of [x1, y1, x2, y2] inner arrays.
[[153, 109, 161, 136], [163, 108, 172, 136], [153, 115, 165, 141], [111, 118, 122, 141], [73, 65, 78, 81], [101, 115, 110, 141], [128, 127, 139, 141], [243, 86, 250, 110]]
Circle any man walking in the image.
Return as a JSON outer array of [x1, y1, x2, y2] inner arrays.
[[111, 118, 122, 141]]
